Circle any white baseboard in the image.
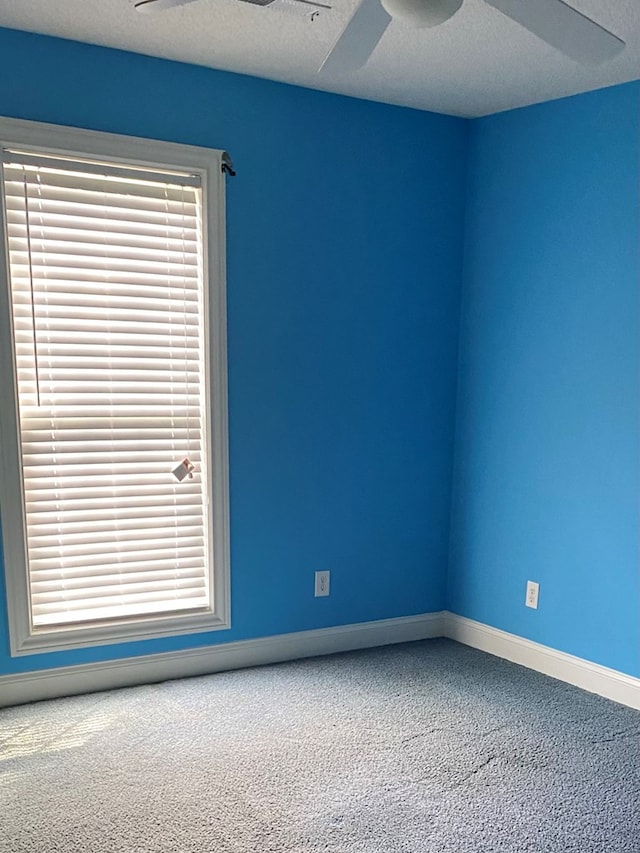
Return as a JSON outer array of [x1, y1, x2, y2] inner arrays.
[[3, 609, 639, 713], [444, 612, 640, 711], [0, 611, 446, 708]]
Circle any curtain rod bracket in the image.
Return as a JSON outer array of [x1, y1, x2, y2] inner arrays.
[[221, 152, 236, 177]]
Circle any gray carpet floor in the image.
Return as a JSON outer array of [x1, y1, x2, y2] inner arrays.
[[1, 639, 640, 852]]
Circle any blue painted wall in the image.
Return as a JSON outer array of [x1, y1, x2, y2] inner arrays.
[[2, 27, 637, 683], [0, 28, 468, 674], [448, 83, 640, 676]]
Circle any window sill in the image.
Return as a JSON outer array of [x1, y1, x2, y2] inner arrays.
[[11, 608, 231, 656]]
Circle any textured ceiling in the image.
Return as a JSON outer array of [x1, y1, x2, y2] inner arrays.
[[0, 0, 638, 116]]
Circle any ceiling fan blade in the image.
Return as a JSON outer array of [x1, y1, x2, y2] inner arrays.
[[320, 0, 391, 75], [133, 0, 200, 12], [484, 0, 624, 65]]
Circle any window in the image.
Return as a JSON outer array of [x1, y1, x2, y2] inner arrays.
[[0, 118, 230, 655]]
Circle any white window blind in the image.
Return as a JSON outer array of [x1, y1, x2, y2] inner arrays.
[[3, 150, 213, 630]]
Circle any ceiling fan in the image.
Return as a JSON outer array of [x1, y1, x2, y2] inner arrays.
[[132, 0, 625, 74], [132, 0, 329, 15]]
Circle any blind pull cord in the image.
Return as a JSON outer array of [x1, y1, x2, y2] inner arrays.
[[172, 457, 195, 481]]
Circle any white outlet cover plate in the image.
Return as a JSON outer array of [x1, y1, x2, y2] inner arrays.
[[525, 580, 540, 609], [315, 570, 330, 597]]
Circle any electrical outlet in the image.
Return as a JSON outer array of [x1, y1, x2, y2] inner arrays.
[[314, 570, 330, 597], [525, 580, 539, 609]]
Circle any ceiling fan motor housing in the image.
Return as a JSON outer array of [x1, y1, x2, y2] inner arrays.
[[380, 0, 462, 28]]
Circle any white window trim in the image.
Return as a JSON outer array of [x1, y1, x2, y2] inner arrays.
[[0, 117, 230, 655]]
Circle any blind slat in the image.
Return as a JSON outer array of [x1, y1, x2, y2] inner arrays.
[[32, 552, 203, 584], [29, 545, 206, 572], [32, 594, 209, 627], [4, 151, 201, 188], [27, 513, 206, 536]]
